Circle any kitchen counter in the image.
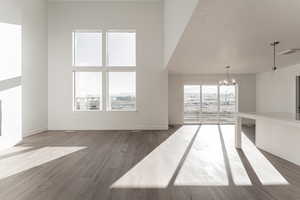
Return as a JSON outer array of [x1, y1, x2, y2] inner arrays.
[[235, 112, 300, 166]]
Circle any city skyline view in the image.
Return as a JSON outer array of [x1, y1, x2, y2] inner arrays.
[[184, 85, 236, 124]]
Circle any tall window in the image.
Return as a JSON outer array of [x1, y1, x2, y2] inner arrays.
[[202, 85, 218, 113], [0, 23, 22, 81], [73, 30, 136, 112], [74, 72, 102, 111], [184, 85, 201, 123], [108, 72, 136, 111], [220, 85, 236, 113], [183, 85, 237, 124], [107, 32, 136, 67], [73, 32, 102, 67]]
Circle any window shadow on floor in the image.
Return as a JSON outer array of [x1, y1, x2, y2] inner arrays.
[[0, 126, 299, 200]]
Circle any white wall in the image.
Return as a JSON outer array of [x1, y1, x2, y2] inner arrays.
[[168, 74, 256, 124], [164, 0, 199, 67], [256, 64, 300, 113], [22, 0, 48, 137], [48, 2, 168, 130], [0, 0, 48, 149]]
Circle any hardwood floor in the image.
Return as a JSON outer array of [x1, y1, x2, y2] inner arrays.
[[0, 125, 300, 200]]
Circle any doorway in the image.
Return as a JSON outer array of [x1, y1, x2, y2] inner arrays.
[[184, 84, 237, 124]]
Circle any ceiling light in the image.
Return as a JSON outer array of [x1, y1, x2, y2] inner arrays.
[[219, 66, 237, 85], [270, 41, 280, 72]]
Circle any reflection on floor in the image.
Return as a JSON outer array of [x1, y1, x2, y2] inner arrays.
[[175, 125, 230, 186], [0, 126, 299, 200], [221, 125, 288, 185], [0, 146, 33, 159], [0, 146, 86, 180], [112, 125, 199, 188], [113, 125, 287, 188]]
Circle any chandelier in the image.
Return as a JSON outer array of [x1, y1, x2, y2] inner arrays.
[[219, 66, 237, 85]]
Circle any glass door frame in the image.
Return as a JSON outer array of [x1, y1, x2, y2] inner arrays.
[[183, 84, 238, 124]]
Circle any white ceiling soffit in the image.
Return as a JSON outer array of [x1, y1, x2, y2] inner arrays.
[[164, 0, 200, 67], [168, 0, 300, 74]]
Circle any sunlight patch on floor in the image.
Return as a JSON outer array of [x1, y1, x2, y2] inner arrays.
[[111, 125, 199, 189], [242, 132, 289, 185], [175, 125, 229, 186], [0, 146, 33, 158], [219, 125, 252, 186], [0, 146, 87, 180], [112, 124, 289, 188]]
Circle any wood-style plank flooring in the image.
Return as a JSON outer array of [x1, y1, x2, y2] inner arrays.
[[0, 125, 300, 200]]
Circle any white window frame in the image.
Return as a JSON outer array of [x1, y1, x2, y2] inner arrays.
[[183, 84, 238, 124], [106, 30, 137, 68], [106, 70, 137, 112], [73, 71, 103, 112], [72, 30, 103, 67], [72, 29, 137, 112]]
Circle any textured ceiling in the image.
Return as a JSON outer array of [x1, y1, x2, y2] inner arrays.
[[168, 0, 300, 74]]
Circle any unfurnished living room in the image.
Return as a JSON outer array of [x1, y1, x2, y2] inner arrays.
[[1, 0, 300, 199]]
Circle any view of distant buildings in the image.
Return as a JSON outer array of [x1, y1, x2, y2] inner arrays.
[[110, 95, 136, 111], [75, 97, 100, 110], [75, 95, 136, 111], [74, 90, 235, 123], [184, 91, 236, 123]]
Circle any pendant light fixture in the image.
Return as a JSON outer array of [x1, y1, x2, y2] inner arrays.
[[270, 41, 280, 71], [219, 66, 237, 85]]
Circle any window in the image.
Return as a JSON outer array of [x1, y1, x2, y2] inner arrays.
[[202, 85, 218, 113], [74, 72, 102, 111], [73, 31, 102, 66], [184, 85, 201, 123], [0, 23, 22, 81], [107, 32, 136, 66], [183, 84, 237, 124], [220, 85, 236, 113], [72, 30, 136, 112], [108, 72, 136, 111]]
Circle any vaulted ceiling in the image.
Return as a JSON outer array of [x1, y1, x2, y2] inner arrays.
[[167, 0, 300, 74]]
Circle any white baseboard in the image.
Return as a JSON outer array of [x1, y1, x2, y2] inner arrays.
[[135, 124, 169, 130], [23, 128, 47, 137], [48, 124, 169, 132]]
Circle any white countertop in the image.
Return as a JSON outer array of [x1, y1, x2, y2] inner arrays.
[[236, 112, 300, 127]]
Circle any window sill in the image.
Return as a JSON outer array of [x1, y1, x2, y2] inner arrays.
[[107, 110, 138, 112], [73, 110, 138, 113], [73, 110, 103, 112]]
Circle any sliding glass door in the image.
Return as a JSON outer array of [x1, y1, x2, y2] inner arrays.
[[184, 85, 201, 123], [201, 85, 219, 123], [184, 84, 237, 124], [219, 85, 236, 123]]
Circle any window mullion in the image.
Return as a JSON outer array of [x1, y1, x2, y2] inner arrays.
[[103, 31, 107, 67], [218, 85, 220, 124], [103, 31, 107, 111], [72, 32, 75, 66], [107, 67, 136, 72], [102, 69, 107, 112], [72, 72, 76, 111], [200, 85, 202, 124]]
